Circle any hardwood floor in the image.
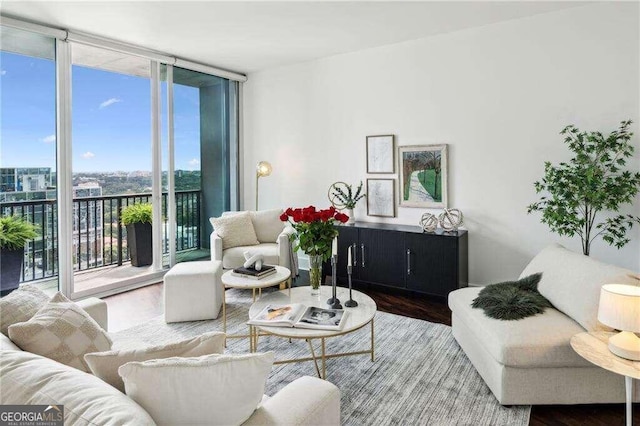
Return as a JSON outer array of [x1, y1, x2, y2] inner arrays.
[[103, 279, 638, 426], [103, 283, 163, 332]]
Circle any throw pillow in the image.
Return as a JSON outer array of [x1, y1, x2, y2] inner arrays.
[[250, 209, 285, 243], [472, 273, 551, 320], [118, 352, 275, 426], [0, 284, 50, 336], [210, 211, 259, 249], [8, 292, 112, 372], [85, 331, 226, 392], [0, 350, 155, 425]]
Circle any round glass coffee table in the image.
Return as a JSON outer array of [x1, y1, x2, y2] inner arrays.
[[221, 266, 291, 350], [248, 285, 377, 379]]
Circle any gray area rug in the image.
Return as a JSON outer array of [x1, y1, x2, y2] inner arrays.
[[113, 287, 531, 426]]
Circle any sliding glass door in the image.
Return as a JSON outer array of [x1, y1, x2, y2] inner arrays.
[[69, 43, 157, 297]]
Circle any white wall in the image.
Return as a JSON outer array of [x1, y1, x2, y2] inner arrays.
[[243, 3, 640, 284]]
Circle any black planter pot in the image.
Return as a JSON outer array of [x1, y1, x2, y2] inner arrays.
[[126, 223, 152, 267], [1, 248, 24, 295]]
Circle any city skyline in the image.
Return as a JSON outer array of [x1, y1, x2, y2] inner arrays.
[[1, 50, 203, 172]]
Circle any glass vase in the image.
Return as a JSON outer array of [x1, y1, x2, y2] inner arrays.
[[308, 254, 323, 296]]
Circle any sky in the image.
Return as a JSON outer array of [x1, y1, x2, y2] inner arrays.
[[0, 51, 202, 173]]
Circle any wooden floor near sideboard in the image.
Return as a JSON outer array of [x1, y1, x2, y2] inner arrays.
[[103, 281, 638, 426]]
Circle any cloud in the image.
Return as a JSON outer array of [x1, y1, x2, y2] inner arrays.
[[99, 98, 122, 109], [188, 158, 200, 167], [82, 152, 95, 159], [0, 69, 6, 76], [41, 134, 56, 144]]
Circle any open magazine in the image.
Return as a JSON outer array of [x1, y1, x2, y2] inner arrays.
[[248, 304, 347, 331]]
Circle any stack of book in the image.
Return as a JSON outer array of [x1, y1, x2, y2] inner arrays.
[[232, 264, 277, 280]]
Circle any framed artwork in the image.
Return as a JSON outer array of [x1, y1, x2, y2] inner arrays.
[[366, 135, 395, 174], [398, 144, 448, 209], [366, 179, 396, 218]]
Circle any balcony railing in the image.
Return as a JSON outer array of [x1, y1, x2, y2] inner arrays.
[[1, 190, 201, 283]]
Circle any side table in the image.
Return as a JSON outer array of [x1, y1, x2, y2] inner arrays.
[[571, 332, 640, 426], [221, 266, 291, 350]]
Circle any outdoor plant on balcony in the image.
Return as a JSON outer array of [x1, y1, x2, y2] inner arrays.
[[120, 203, 153, 267], [120, 203, 152, 225], [0, 215, 38, 250], [0, 215, 38, 293]]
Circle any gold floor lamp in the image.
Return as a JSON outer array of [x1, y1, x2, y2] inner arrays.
[[256, 161, 272, 210]]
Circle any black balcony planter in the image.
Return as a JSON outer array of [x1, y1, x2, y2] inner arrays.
[[1, 248, 24, 295], [126, 223, 152, 267]]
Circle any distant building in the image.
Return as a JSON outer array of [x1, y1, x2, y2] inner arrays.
[[73, 181, 103, 198], [0, 167, 55, 202], [72, 182, 104, 269]]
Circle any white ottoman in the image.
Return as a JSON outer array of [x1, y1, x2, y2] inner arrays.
[[164, 260, 223, 323]]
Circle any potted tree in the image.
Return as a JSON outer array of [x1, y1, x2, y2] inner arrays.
[[121, 203, 153, 267], [528, 120, 640, 255], [0, 216, 38, 294]]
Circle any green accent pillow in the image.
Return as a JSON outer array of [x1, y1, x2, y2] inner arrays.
[[471, 273, 551, 320]]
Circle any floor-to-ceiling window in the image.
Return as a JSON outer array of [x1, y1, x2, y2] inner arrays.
[[0, 26, 58, 295], [70, 43, 155, 296], [1, 19, 240, 299]]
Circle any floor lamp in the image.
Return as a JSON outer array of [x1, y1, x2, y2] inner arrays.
[[256, 161, 272, 210]]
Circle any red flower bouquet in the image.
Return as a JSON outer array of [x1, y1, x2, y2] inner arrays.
[[280, 206, 348, 260], [281, 206, 349, 292]]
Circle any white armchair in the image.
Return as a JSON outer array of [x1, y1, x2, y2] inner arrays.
[[210, 209, 295, 270]]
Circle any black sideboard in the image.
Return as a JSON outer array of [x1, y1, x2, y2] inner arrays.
[[326, 222, 468, 299]]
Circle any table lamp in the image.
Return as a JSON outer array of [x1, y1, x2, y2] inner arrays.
[[255, 161, 272, 210], [597, 284, 640, 360]]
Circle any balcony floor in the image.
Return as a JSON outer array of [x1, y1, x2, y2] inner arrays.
[[35, 249, 210, 297]]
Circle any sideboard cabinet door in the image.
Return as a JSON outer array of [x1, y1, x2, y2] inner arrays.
[[335, 226, 359, 282], [405, 234, 444, 295], [405, 234, 459, 297], [358, 228, 405, 288]]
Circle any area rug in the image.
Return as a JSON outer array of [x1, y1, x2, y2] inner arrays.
[[113, 287, 531, 426]]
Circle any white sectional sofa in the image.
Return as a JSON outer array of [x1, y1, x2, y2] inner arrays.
[[0, 296, 341, 425], [448, 244, 639, 405]]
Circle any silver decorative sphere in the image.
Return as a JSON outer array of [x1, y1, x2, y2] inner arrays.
[[420, 213, 439, 233], [438, 208, 464, 232]]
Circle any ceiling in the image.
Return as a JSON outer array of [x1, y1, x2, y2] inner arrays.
[[1, 1, 589, 75]]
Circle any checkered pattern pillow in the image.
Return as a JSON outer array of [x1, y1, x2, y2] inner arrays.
[[0, 285, 50, 336], [8, 292, 112, 372]]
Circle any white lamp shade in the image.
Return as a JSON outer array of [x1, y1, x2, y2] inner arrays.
[[256, 161, 272, 177], [597, 284, 640, 332]]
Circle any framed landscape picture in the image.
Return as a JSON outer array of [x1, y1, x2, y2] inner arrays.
[[366, 179, 396, 218], [398, 144, 448, 208], [366, 135, 395, 174]]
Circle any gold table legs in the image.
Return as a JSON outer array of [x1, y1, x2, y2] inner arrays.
[[268, 317, 375, 380]]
